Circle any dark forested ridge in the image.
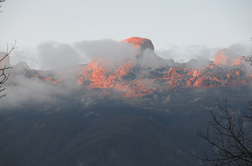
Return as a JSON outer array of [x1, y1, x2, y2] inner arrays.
[[0, 86, 252, 166]]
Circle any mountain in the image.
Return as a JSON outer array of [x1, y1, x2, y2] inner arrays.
[[3, 37, 252, 105], [0, 37, 252, 166]]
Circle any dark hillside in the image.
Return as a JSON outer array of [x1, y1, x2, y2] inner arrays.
[[0, 102, 213, 166]]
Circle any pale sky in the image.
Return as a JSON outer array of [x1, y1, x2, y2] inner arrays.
[[0, 0, 252, 68]]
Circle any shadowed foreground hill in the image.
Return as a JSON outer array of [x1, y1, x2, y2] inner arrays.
[[0, 84, 252, 165], [0, 101, 214, 166]]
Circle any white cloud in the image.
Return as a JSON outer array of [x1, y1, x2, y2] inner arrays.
[[37, 42, 81, 70], [74, 39, 137, 67], [155, 44, 220, 63], [227, 43, 252, 56]]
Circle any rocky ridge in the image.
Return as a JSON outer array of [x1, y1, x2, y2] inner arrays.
[[5, 37, 252, 100]]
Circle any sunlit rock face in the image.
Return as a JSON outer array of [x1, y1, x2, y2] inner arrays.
[[122, 37, 154, 51], [214, 48, 244, 65], [121, 37, 166, 68], [4, 37, 252, 101], [75, 37, 159, 97]]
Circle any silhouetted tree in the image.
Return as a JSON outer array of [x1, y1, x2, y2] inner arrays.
[[0, 0, 16, 98], [196, 98, 252, 166], [244, 55, 252, 66], [0, 44, 15, 98]]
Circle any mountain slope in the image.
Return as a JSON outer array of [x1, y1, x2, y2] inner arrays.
[[0, 37, 252, 166], [0, 102, 215, 166]]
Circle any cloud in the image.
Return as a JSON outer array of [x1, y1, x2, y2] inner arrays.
[[74, 39, 137, 67], [227, 43, 252, 56], [0, 39, 138, 108], [9, 39, 136, 70], [1, 74, 64, 108], [2, 39, 251, 109], [155, 44, 220, 63], [37, 42, 81, 70], [226, 43, 252, 75], [10, 48, 39, 69]]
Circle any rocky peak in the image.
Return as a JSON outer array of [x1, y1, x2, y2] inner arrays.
[[122, 37, 154, 51], [214, 48, 244, 65]]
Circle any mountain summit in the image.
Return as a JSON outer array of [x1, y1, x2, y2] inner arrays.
[[122, 37, 154, 51]]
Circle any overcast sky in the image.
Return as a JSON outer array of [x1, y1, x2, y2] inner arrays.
[[0, 0, 252, 67]]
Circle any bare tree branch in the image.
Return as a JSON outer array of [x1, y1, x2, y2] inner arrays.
[[243, 55, 252, 66], [195, 98, 252, 166], [0, 41, 16, 98]]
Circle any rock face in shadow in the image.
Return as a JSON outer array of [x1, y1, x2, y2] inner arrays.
[[0, 101, 215, 166], [0, 86, 251, 166]]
